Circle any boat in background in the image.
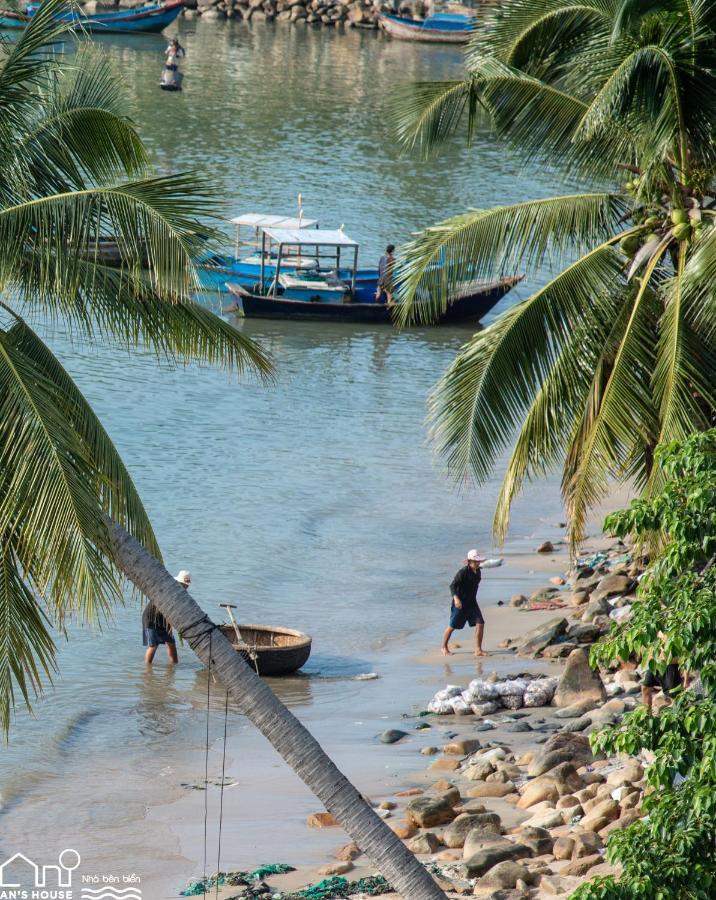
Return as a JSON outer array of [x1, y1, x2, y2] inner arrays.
[[378, 11, 474, 43], [0, 1, 184, 33], [224, 225, 521, 324]]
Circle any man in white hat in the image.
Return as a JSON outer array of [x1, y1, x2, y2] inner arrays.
[[442, 550, 487, 657], [142, 570, 191, 665]]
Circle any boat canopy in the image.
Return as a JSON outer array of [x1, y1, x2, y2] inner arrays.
[[262, 227, 359, 247], [229, 214, 318, 228]]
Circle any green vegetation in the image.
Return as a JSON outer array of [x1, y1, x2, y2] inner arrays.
[[573, 430, 716, 898], [0, 0, 269, 732], [395, 0, 716, 548]]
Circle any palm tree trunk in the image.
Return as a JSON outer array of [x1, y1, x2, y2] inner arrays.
[[107, 520, 445, 900]]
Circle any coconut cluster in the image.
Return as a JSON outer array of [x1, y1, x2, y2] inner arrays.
[[619, 178, 710, 257]]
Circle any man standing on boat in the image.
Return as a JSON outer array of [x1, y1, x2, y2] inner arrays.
[[442, 550, 487, 657], [143, 570, 190, 665], [376, 244, 395, 305]]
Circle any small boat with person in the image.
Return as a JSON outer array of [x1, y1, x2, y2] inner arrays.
[[223, 225, 521, 324], [0, 0, 184, 33], [378, 10, 474, 43]]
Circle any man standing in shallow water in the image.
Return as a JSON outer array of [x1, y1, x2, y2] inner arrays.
[[143, 569, 191, 665], [442, 550, 487, 657]]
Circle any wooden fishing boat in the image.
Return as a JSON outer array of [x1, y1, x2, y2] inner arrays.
[[378, 12, 474, 43], [0, 1, 184, 33], [218, 624, 312, 676], [222, 225, 522, 323]]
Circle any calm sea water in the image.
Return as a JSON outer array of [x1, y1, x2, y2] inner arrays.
[[0, 20, 575, 896]]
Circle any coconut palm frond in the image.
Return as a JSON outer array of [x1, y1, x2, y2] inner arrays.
[[0, 324, 121, 625], [395, 193, 627, 324], [563, 249, 665, 546], [492, 285, 630, 542], [652, 251, 716, 447], [13, 44, 148, 191], [2, 315, 161, 557], [427, 242, 626, 488], [0, 541, 57, 735], [0, 174, 219, 301], [392, 79, 484, 157]]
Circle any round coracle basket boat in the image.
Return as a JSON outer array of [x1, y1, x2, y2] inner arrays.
[[218, 623, 312, 676]]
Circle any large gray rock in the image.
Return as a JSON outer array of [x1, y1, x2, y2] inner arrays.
[[477, 860, 532, 890], [528, 732, 594, 776], [516, 826, 554, 856], [443, 812, 500, 849], [591, 573, 633, 601], [516, 617, 568, 657], [567, 623, 603, 644], [407, 832, 441, 855], [581, 596, 611, 622], [463, 829, 510, 860], [405, 796, 456, 828], [553, 648, 607, 708], [462, 842, 532, 878]]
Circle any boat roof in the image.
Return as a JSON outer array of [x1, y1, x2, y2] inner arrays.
[[262, 227, 359, 248], [229, 213, 318, 228]]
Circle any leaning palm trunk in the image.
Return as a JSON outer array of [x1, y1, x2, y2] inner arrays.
[[107, 521, 445, 900]]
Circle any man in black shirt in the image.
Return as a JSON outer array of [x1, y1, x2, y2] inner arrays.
[[442, 550, 487, 657], [143, 569, 191, 665]]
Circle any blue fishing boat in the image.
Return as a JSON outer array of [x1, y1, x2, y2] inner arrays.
[[378, 11, 473, 43], [1, 1, 184, 33], [223, 226, 521, 325]]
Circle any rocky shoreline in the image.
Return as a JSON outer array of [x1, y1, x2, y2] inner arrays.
[[211, 538, 657, 900]]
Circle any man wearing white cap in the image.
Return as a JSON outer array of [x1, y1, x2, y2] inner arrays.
[[142, 570, 191, 665], [442, 550, 487, 657]]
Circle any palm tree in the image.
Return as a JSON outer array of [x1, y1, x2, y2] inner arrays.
[[0, 9, 447, 895], [394, 0, 716, 548]]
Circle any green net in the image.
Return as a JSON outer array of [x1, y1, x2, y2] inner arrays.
[[180, 864, 295, 896], [279, 874, 392, 899]]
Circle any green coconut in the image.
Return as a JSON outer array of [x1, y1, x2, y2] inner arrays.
[[671, 209, 689, 226], [620, 234, 642, 255], [644, 216, 662, 229], [673, 222, 692, 241]]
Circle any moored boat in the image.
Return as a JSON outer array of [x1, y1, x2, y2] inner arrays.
[[0, 1, 184, 33], [218, 623, 312, 676], [378, 11, 474, 43]]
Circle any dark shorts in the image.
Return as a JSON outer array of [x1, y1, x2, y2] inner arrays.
[[643, 664, 682, 696], [449, 603, 484, 629], [143, 626, 175, 647]]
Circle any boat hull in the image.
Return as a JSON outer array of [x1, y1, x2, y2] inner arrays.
[[378, 13, 472, 43], [225, 277, 520, 324], [3, 2, 184, 33], [218, 624, 312, 676]]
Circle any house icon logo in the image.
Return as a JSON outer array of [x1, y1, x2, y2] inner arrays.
[[0, 849, 80, 888]]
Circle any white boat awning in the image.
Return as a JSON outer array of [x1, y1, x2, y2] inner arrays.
[[229, 213, 319, 228], [262, 227, 359, 248]]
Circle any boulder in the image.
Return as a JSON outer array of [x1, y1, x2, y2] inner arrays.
[[517, 781, 559, 809], [444, 813, 500, 849], [517, 826, 553, 856], [464, 760, 496, 781], [307, 812, 338, 827], [567, 623, 602, 644], [522, 808, 564, 830], [318, 861, 353, 876], [380, 729, 408, 744], [579, 798, 620, 831], [543, 642, 578, 659], [477, 860, 532, 890], [568, 589, 590, 607], [591, 573, 633, 600], [606, 761, 644, 786], [537, 541, 554, 553], [516, 618, 569, 657], [581, 596, 611, 622], [554, 699, 599, 719], [405, 796, 456, 828], [553, 649, 607, 708], [430, 757, 460, 772], [443, 738, 482, 755], [407, 832, 441, 855], [463, 829, 510, 860], [572, 831, 603, 858], [552, 836, 575, 860], [462, 842, 531, 878], [389, 820, 416, 839], [528, 762, 584, 797], [467, 781, 517, 799], [540, 874, 569, 895], [334, 842, 361, 861], [528, 733, 594, 777], [561, 854, 601, 876]]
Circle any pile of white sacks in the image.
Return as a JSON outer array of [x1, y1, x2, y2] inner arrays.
[[427, 675, 560, 715]]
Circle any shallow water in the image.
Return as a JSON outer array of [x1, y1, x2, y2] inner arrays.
[[0, 19, 574, 897]]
